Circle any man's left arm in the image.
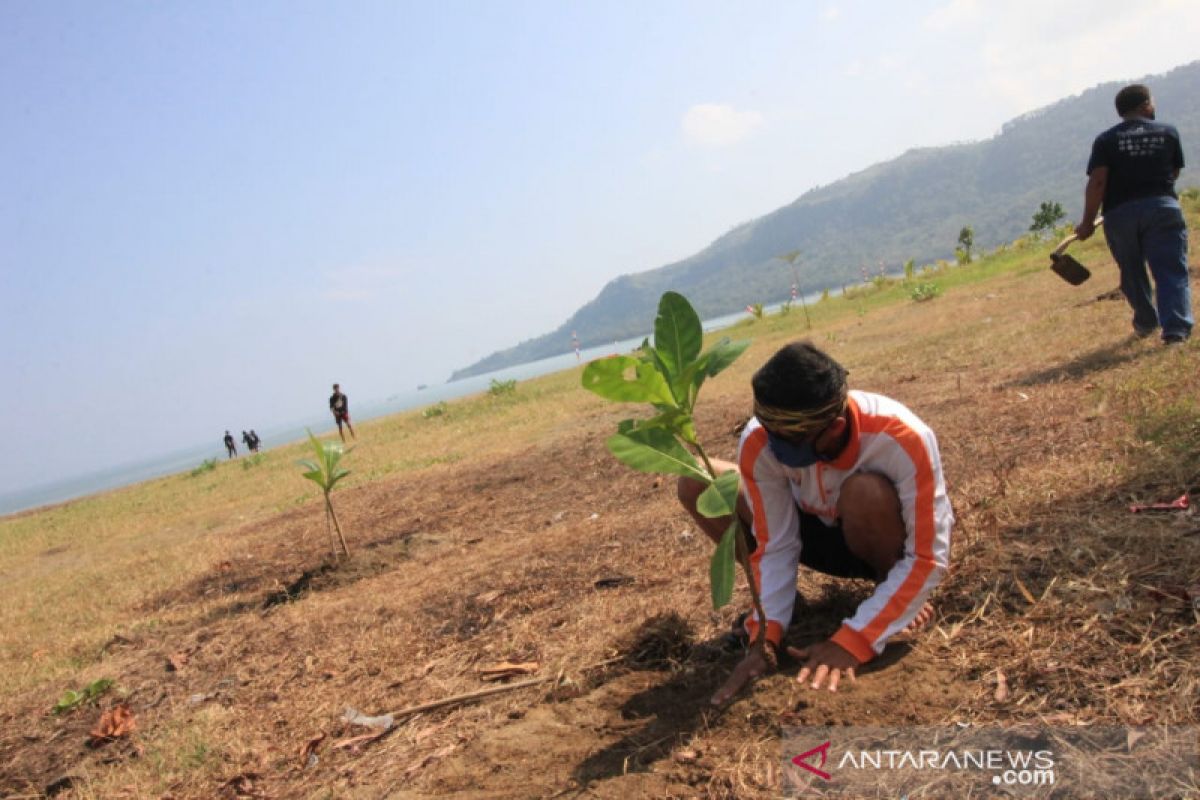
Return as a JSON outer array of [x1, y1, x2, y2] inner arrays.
[[791, 418, 952, 689]]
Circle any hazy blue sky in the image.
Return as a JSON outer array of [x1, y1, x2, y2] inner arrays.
[[3, 0, 1199, 493]]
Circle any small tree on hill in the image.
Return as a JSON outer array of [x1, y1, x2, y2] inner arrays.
[[956, 225, 974, 265], [1029, 201, 1065, 239]]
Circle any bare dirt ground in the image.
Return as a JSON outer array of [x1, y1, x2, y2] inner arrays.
[[3, 257, 1199, 799]]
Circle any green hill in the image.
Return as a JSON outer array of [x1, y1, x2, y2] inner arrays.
[[451, 61, 1200, 381]]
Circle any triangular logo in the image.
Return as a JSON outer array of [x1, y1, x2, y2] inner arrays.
[[792, 740, 833, 781]]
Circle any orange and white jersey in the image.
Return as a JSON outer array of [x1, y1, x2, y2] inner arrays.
[[737, 390, 953, 662]]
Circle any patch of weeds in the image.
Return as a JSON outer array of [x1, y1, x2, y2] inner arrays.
[[189, 459, 218, 477], [241, 453, 266, 471], [1134, 399, 1200, 462], [910, 282, 941, 302], [183, 739, 212, 769], [488, 378, 517, 397], [52, 677, 114, 715], [422, 401, 449, 419]]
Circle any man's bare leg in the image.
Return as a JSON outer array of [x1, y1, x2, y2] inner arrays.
[[838, 471, 934, 634]]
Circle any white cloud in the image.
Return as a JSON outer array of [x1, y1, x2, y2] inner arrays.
[[969, 0, 1200, 114], [922, 0, 982, 32], [681, 104, 765, 147], [822, 5, 840, 21]]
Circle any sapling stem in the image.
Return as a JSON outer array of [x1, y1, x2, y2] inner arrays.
[[327, 497, 350, 557], [693, 442, 772, 663]]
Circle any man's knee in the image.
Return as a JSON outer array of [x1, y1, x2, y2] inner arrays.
[[677, 474, 705, 513], [837, 473, 904, 577], [838, 472, 900, 519]]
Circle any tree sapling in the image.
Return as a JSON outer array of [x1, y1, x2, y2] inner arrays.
[[581, 291, 775, 662], [298, 430, 352, 558]]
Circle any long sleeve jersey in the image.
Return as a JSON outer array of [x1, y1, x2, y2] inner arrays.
[[738, 390, 953, 663]]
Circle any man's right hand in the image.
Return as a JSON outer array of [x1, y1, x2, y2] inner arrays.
[[1075, 219, 1096, 241], [710, 645, 774, 706]]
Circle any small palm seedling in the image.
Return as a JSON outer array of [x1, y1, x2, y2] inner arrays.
[[581, 291, 773, 659], [298, 430, 352, 559]]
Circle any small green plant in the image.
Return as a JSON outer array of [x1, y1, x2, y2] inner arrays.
[[189, 459, 218, 477], [52, 677, 113, 715], [1029, 200, 1065, 239], [422, 401, 449, 419], [746, 302, 765, 320], [910, 282, 941, 302], [297, 430, 352, 558], [582, 291, 772, 656], [488, 378, 517, 397], [241, 453, 265, 471]]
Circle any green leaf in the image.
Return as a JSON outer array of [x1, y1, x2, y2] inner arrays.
[[653, 292, 702, 381], [696, 470, 740, 518], [701, 337, 750, 379], [605, 427, 706, 481], [581, 355, 676, 406], [709, 520, 739, 609]]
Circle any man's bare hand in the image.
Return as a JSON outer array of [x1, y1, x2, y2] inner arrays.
[[710, 646, 773, 706], [1075, 220, 1096, 241], [786, 640, 861, 692]]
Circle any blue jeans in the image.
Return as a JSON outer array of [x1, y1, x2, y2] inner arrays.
[[1102, 196, 1192, 340]]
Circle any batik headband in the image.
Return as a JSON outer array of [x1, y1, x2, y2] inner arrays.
[[753, 387, 848, 437]]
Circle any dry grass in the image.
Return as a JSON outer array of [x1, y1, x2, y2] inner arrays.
[[1, 204, 1199, 798]]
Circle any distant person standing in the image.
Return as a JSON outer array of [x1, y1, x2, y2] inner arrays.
[[329, 383, 356, 442], [223, 430, 237, 459], [241, 430, 254, 453], [1076, 83, 1191, 345], [249, 430, 262, 453]]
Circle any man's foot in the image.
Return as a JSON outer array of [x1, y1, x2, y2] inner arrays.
[[1134, 324, 1157, 339], [1163, 334, 1188, 346]]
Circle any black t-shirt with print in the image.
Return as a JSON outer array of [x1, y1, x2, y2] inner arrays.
[[1087, 118, 1185, 212]]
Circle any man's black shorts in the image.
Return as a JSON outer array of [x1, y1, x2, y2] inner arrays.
[[746, 507, 877, 581]]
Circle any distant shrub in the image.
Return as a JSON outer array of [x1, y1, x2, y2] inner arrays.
[[746, 303, 765, 320], [910, 283, 941, 302], [241, 453, 265, 471], [189, 459, 218, 477], [777, 300, 793, 315], [1179, 186, 1199, 204], [422, 401, 449, 418], [488, 378, 517, 397], [903, 258, 915, 281]]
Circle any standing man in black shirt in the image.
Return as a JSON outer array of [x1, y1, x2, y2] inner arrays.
[[223, 430, 237, 459], [329, 383, 356, 442], [1075, 83, 1191, 344]]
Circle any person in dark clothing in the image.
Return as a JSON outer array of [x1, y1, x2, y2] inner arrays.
[[241, 430, 254, 453], [249, 430, 262, 453], [223, 431, 237, 459], [329, 383, 356, 442], [1076, 83, 1191, 344]]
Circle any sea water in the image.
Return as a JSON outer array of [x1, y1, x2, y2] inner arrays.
[[0, 303, 789, 516]]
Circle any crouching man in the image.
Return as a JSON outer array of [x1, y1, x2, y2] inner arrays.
[[678, 341, 953, 704]]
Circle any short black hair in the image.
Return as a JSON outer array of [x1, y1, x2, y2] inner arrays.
[[1115, 84, 1151, 117], [751, 341, 848, 412]]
